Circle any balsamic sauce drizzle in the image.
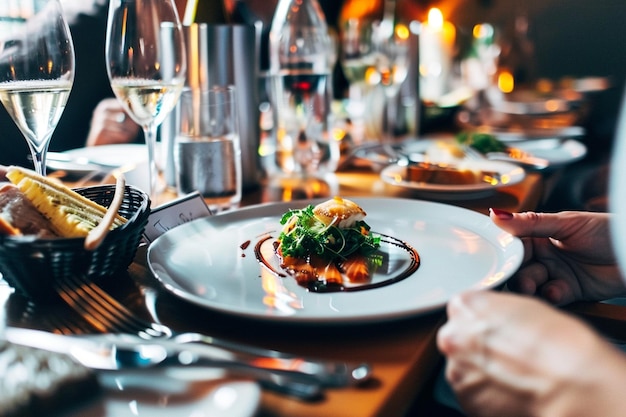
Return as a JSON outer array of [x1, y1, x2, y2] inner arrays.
[[253, 233, 420, 293]]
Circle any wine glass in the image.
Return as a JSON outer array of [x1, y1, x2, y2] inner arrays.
[[340, 18, 375, 145], [370, 14, 409, 160], [105, 0, 186, 199], [0, 0, 75, 176], [267, 0, 339, 200]]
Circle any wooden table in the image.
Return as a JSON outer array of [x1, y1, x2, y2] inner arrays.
[[0, 165, 544, 417], [132, 169, 545, 417], [5, 164, 621, 417]]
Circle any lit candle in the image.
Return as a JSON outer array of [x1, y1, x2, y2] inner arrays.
[[419, 8, 456, 103]]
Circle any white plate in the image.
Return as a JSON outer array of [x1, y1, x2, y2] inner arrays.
[[147, 198, 523, 324], [380, 160, 526, 200], [46, 144, 150, 191], [47, 144, 148, 174], [510, 138, 587, 168], [66, 371, 260, 417], [400, 137, 587, 170]]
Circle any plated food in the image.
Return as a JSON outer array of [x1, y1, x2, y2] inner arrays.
[[147, 197, 523, 323], [401, 134, 585, 170], [405, 162, 491, 186], [381, 158, 525, 200], [274, 197, 386, 291]]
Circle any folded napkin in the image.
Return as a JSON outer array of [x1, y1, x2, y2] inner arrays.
[[0, 339, 100, 417]]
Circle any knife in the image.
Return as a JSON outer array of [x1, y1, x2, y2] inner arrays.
[[3, 328, 371, 399]]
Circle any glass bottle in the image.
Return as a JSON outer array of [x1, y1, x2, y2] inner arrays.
[[183, 0, 230, 25], [268, 0, 338, 177]]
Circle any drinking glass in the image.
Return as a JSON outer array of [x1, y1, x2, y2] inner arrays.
[[105, 0, 186, 199], [370, 16, 409, 159], [268, 70, 338, 200], [340, 18, 375, 145], [0, 0, 75, 176], [174, 87, 242, 212]]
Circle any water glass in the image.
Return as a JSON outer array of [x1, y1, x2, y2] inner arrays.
[[174, 87, 242, 211]]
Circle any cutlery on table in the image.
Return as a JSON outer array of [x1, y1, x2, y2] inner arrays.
[[3, 327, 325, 400], [50, 273, 372, 399]]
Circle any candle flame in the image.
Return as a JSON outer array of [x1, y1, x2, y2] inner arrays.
[[427, 8, 444, 30]]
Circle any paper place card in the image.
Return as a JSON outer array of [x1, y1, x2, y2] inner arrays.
[[142, 191, 212, 242]]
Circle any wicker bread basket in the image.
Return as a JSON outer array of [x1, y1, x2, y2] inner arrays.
[[0, 184, 150, 301]]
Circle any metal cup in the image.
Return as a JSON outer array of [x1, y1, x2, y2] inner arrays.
[[174, 86, 242, 212]]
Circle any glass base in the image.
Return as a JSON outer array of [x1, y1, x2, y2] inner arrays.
[[263, 173, 338, 202]]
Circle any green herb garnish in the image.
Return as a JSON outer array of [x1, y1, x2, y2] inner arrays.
[[456, 131, 507, 154], [278, 205, 381, 262]]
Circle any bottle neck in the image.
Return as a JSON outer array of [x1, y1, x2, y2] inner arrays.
[[183, 0, 230, 25]]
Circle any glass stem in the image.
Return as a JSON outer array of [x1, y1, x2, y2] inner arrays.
[[143, 122, 159, 201], [28, 140, 51, 176], [383, 88, 398, 157]]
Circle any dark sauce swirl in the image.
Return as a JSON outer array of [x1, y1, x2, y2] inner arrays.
[[254, 233, 420, 293]]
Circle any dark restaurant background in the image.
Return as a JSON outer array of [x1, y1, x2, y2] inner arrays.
[[0, 0, 624, 183]]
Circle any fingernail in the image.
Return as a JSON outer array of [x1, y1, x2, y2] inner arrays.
[[490, 208, 513, 220]]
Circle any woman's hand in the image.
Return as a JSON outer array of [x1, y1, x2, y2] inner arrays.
[[490, 209, 626, 304], [438, 290, 626, 417], [86, 98, 140, 147]]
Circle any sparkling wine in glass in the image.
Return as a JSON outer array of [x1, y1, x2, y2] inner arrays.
[[106, 0, 186, 199], [0, 0, 75, 175]]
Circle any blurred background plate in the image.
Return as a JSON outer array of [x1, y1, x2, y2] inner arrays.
[[510, 138, 587, 168], [45, 144, 150, 192], [46, 144, 147, 175], [400, 136, 587, 170], [380, 160, 525, 200]]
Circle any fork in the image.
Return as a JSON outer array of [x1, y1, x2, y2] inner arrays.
[[53, 274, 372, 395]]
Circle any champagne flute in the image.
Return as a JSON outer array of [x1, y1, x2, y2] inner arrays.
[[0, 0, 75, 176], [106, 0, 186, 199]]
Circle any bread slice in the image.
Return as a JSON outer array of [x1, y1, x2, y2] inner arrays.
[[6, 166, 126, 238]]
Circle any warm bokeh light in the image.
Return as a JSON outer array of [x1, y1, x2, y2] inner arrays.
[[339, 0, 381, 22], [545, 99, 561, 112], [472, 23, 494, 40], [536, 78, 554, 94], [443, 21, 456, 45], [395, 23, 410, 40], [428, 8, 444, 30], [498, 71, 515, 93]]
